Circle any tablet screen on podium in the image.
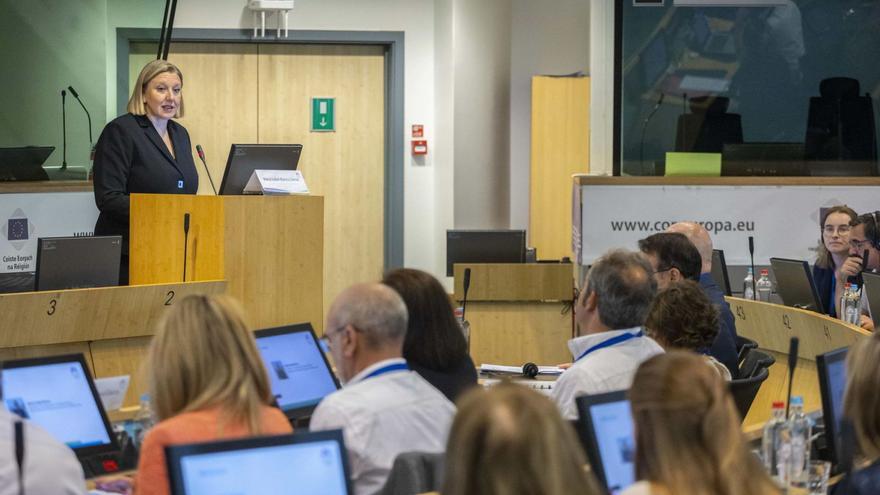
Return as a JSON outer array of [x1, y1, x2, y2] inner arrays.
[[167, 430, 352, 495], [575, 390, 635, 495], [1, 353, 117, 457], [254, 323, 340, 419], [218, 144, 303, 195]]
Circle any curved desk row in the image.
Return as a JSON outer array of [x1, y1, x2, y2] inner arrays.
[[726, 296, 871, 429]]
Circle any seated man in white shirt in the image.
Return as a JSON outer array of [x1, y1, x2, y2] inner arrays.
[[0, 380, 86, 494], [311, 283, 456, 495], [552, 249, 664, 420]]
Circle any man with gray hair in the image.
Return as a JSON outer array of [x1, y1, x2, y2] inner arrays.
[[311, 283, 455, 495], [552, 249, 664, 419]]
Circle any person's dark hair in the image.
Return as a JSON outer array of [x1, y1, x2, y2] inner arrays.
[[645, 280, 719, 351], [382, 268, 468, 371], [584, 249, 657, 330], [638, 232, 702, 281], [815, 205, 857, 269], [851, 211, 880, 250]]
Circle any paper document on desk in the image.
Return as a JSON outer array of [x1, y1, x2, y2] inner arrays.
[[95, 375, 130, 411], [480, 364, 565, 376]]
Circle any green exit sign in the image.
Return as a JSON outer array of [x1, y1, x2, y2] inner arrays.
[[311, 97, 335, 132]]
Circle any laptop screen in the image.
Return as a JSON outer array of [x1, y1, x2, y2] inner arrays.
[[576, 391, 636, 495], [1, 354, 115, 455], [168, 431, 352, 495], [817, 347, 848, 466], [254, 324, 340, 418]]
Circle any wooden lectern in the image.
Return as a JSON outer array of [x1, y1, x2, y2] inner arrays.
[[130, 194, 324, 331], [453, 263, 574, 367]]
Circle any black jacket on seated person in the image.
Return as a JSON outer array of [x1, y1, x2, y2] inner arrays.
[[92, 113, 200, 253], [813, 264, 837, 317], [409, 354, 478, 404], [699, 273, 740, 379], [833, 460, 880, 495]]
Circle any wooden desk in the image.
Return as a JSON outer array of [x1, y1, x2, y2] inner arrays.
[[725, 297, 870, 429], [0, 281, 226, 406], [454, 263, 574, 366]]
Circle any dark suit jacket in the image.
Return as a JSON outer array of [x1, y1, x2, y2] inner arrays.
[[813, 264, 836, 317], [409, 354, 478, 404], [700, 273, 741, 379], [92, 113, 199, 252]]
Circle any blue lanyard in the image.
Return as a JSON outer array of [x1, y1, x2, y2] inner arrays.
[[361, 362, 409, 381], [575, 330, 644, 362]]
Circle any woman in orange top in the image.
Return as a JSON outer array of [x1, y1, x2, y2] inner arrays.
[[119, 295, 291, 495]]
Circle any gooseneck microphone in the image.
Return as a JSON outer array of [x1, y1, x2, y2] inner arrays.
[[785, 336, 799, 417], [748, 236, 757, 298], [461, 268, 472, 322], [61, 90, 68, 170], [67, 86, 93, 147], [195, 145, 218, 195], [182, 213, 190, 283], [639, 93, 665, 170]]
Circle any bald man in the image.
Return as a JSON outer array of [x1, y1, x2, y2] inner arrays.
[[667, 222, 740, 378], [311, 283, 455, 495]]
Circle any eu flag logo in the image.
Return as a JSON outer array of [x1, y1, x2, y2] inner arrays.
[[8, 218, 28, 241]]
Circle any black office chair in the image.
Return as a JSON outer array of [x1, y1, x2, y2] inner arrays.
[[729, 365, 770, 421], [378, 451, 445, 495], [804, 77, 877, 168], [736, 336, 759, 366], [675, 96, 744, 153], [739, 349, 776, 379]]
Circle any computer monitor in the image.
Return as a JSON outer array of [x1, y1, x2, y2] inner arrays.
[[446, 230, 527, 277], [816, 346, 848, 468], [862, 271, 880, 319], [253, 323, 341, 420], [575, 390, 635, 495], [167, 430, 353, 495], [0, 146, 53, 181], [218, 144, 303, 195], [0, 353, 118, 458], [769, 258, 824, 313], [35, 235, 122, 291], [711, 249, 732, 296]]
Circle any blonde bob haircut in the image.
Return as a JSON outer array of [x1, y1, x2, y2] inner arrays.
[[443, 383, 600, 495], [844, 332, 880, 461], [147, 294, 272, 433], [630, 352, 779, 495], [127, 59, 185, 118]]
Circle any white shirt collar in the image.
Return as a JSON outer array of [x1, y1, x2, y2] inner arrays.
[[567, 326, 644, 360], [345, 357, 408, 386]]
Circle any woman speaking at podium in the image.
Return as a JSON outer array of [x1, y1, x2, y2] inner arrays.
[[92, 60, 199, 284]]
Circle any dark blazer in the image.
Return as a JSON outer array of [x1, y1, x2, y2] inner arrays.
[[700, 273, 741, 379], [92, 113, 199, 251], [813, 264, 837, 317], [409, 354, 478, 404]]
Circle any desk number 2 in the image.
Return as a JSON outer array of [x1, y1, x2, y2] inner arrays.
[[165, 290, 175, 306]]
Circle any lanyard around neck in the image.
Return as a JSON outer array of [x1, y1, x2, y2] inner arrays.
[[575, 330, 644, 362], [361, 362, 409, 381]]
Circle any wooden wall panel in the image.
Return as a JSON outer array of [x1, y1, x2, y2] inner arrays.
[[257, 44, 386, 321], [530, 76, 590, 261]]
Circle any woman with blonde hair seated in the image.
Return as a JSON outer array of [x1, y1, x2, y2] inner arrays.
[[834, 332, 880, 493], [108, 295, 292, 495], [443, 382, 600, 495], [622, 352, 779, 495]]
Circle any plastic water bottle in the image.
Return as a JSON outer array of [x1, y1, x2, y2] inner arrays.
[[761, 401, 787, 485], [844, 285, 862, 325], [787, 396, 813, 489], [756, 269, 772, 302], [133, 393, 155, 450], [743, 268, 755, 300]]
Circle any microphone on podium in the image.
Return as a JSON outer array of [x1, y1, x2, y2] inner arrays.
[[61, 90, 68, 170], [67, 86, 93, 147], [195, 145, 218, 195], [182, 213, 191, 283]]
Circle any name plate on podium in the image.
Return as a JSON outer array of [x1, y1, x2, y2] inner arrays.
[[243, 169, 309, 195]]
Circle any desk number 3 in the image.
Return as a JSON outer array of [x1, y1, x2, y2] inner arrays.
[[47, 299, 57, 316]]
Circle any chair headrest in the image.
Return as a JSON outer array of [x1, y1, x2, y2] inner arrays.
[[689, 96, 729, 114], [819, 77, 860, 99]]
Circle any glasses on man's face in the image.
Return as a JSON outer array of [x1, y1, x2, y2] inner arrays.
[[320, 324, 348, 349], [653, 266, 675, 275], [849, 239, 872, 250], [824, 225, 852, 236]]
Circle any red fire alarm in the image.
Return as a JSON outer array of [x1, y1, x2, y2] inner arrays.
[[412, 124, 424, 138], [412, 140, 428, 155]]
